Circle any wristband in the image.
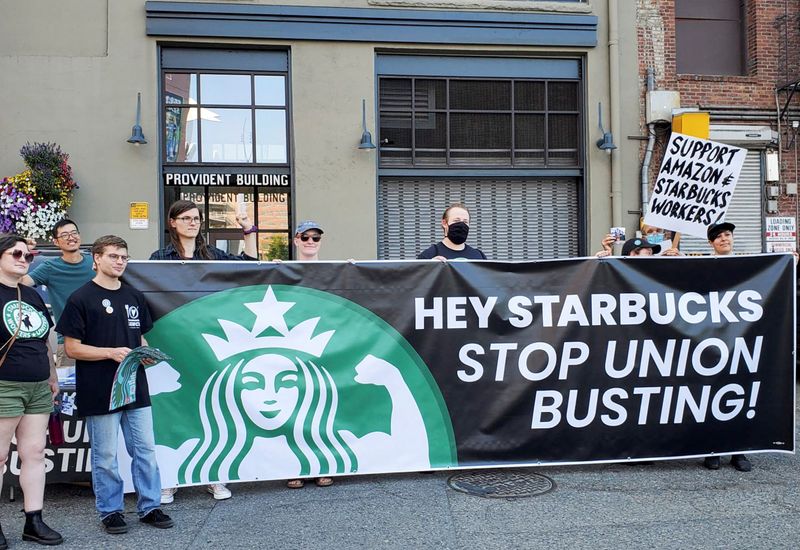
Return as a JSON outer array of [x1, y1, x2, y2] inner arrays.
[[242, 225, 258, 235]]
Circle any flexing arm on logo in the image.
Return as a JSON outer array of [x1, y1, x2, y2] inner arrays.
[[338, 354, 430, 471]]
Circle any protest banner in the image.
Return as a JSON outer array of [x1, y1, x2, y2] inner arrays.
[[644, 132, 747, 238], [121, 256, 794, 487]]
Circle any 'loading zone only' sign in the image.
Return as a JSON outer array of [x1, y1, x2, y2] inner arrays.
[[644, 132, 747, 238]]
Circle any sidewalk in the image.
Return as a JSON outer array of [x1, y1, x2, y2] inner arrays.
[[1, 395, 797, 549]]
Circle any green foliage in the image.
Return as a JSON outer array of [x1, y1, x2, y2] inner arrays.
[[265, 235, 289, 260]]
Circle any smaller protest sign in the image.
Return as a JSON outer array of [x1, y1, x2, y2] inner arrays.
[[644, 133, 747, 238]]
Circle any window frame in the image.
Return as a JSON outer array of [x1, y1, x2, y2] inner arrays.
[[377, 76, 582, 168]]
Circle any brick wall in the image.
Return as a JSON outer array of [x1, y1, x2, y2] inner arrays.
[[637, 0, 800, 226]]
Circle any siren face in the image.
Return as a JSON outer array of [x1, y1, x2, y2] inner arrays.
[[240, 354, 300, 430]]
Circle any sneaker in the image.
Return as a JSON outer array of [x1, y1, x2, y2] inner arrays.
[[731, 454, 752, 472], [703, 456, 720, 470], [207, 483, 232, 500], [102, 512, 129, 534], [160, 487, 177, 504], [139, 509, 174, 529]]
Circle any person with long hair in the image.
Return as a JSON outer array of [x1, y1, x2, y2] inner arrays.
[[0, 234, 64, 546], [150, 199, 257, 502], [149, 200, 258, 260]]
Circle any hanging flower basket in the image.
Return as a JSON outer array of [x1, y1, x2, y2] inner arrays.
[[0, 143, 78, 239]]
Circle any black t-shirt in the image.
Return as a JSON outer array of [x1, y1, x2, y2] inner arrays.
[[57, 280, 153, 416], [417, 242, 487, 260], [0, 283, 53, 382]]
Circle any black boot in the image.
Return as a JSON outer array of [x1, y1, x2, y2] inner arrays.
[[0, 521, 8, 550], [22, 510, 63, 546]]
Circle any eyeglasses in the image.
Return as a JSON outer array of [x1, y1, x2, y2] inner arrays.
[[56, 230, 80, 240], [6, 249, 35, 264], [105, 253, 129, 263], [175, 216, 202, 224], [299, 235, 321, 242]]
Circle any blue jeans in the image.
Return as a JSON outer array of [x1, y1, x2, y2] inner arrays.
[[86, 406, 161, 518]]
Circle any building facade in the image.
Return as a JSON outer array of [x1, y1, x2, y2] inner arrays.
[[2, 1, 647, 260], [637, 0, 800, 254]]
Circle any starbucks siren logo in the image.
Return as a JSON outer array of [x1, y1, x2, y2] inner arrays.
[[144, 285, 455, 487], [3, 301, 48, 339]]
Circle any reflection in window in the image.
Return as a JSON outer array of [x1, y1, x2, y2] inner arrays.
[[165, 106, 198, 162], [207, 189, 254, 229], [256, 190, 289, 231], [162, 72, 288, 164], [259, 233, 289, 261], [201, 109, 253, 163], [255, 76, 286, 106], [255, 110, 287, 163], [200, 74, 252, 105]]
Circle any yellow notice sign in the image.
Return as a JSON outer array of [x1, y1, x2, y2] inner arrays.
[[129, 202, 149, 230]]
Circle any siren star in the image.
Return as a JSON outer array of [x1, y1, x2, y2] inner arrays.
[[245, 286, 295, 336]]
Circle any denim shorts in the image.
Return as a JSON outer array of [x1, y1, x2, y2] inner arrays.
[[0, 380, 53, 417]]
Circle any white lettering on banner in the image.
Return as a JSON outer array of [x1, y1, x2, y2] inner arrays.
[[415, 291, 764, 330], [643, 132, 747, 238], [165, 173, 290, 186], [458, 336, 762, 384], [530, 382, 759, 429]]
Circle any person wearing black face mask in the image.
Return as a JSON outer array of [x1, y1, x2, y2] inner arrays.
[[417, 203, 487, 260]]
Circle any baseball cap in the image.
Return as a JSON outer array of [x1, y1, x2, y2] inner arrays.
[[707, 222, 735, 241], [295, 220, 324, 235], [621, 238, 661, 256]]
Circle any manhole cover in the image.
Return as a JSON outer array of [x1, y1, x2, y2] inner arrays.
[[447, 470, 555, 499]]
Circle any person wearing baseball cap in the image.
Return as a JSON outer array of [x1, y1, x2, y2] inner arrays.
[[620, 237, 661, 257], [286, 221, 333, 489], [707, 222, 736, 256], [294, 221, 324, 262], [704, 221, 751, 472]]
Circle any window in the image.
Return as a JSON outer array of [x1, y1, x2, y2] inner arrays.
[[675, 0, 746, 76], [163, 72, 288, 164], [378, 77, 580, 167], [160, 48, 292, 259]]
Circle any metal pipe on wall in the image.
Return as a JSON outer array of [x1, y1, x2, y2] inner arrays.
[[609, 0, 622, 226], [641, 68, 656, 215]]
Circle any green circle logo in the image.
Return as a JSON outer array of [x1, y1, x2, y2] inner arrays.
[[2, 301, 48, 339], [145, 285, 456, 485]]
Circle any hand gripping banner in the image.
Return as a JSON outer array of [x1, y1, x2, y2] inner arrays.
[[122, 254, 795, 487]]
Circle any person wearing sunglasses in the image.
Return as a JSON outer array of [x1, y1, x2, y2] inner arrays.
[[22, 219, 94, 374], [149, 200, 258, 261], [283, 220, 333, 488], [0, 234, 64, 546], [293, 220, 324, 262]]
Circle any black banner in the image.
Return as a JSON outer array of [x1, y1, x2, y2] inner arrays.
[[121, 255, 795, 483]]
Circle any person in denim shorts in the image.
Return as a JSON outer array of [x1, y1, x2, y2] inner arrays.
[[0, 234, 63, 547]]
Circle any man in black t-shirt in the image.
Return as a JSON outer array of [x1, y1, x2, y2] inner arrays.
[[57, 235, 174, 535], [417, 203, 487, 260]]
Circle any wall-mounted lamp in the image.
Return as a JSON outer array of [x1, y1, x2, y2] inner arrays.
[[127, 92, 147, 145], [596, 102, 616, 154], [358, 99, 376, 150]]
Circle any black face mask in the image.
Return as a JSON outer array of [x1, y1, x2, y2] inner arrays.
[[447, 221, 469, 245]]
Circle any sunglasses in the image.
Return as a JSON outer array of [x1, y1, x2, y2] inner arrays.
[[299, 235, 321, 242], [7, 249, 35, 264]]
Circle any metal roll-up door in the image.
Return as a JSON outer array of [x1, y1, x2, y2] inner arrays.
[[378, 178, 579, 260], [678, 149, 763, 254]]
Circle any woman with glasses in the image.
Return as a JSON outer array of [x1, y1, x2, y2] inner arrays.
[[150, 199, 257, 503], [148, 200, 258, 260], [0, 234, 64, 547]]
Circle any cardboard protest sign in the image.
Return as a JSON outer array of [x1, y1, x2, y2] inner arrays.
[[644, 132, 747, 238]]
